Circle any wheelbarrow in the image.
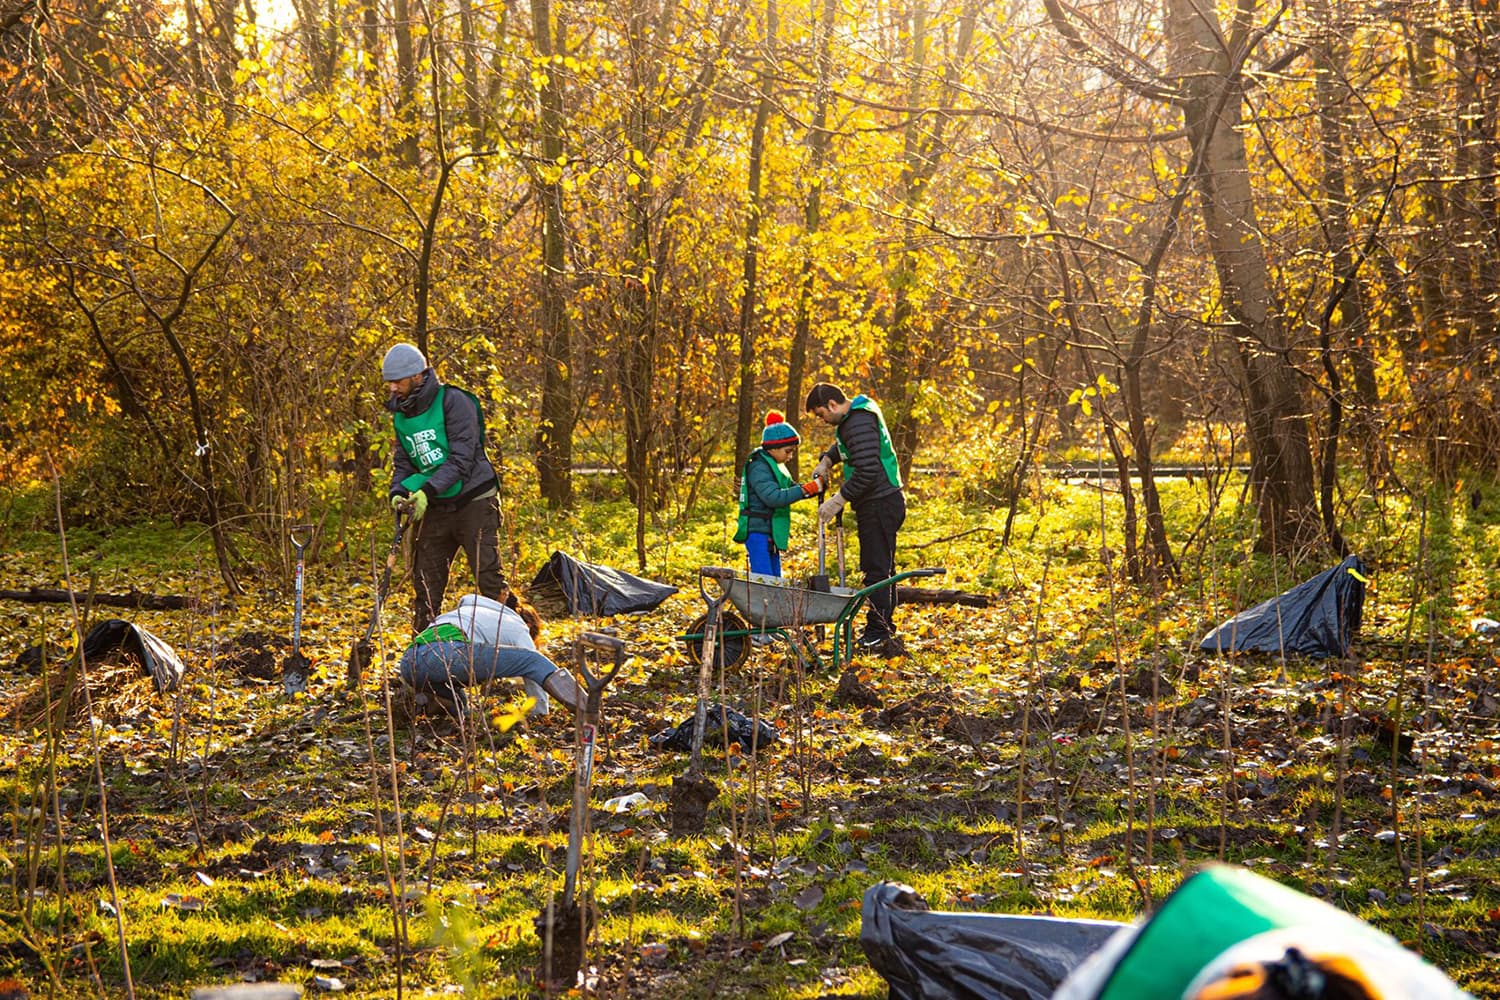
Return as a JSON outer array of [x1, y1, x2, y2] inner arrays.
[[678, 565, 945, 671]]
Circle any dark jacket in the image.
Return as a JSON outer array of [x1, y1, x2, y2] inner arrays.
[[386, 369, 498, 508], [820, 405, 901, 506]]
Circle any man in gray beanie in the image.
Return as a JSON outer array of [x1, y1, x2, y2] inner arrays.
[[382, 342, 508, 633]]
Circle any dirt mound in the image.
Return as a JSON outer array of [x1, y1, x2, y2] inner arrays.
[[218, 630, 290, 681], [4, 653, 159, 730]]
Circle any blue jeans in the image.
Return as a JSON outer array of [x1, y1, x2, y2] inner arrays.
[[399, 641, 557, 709], [745, 531, 782, 576]]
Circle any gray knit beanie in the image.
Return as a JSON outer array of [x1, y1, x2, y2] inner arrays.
[[381, 343, 426, 381]]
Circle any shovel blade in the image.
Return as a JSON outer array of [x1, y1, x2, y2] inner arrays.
[[281, 652, 312, 695]]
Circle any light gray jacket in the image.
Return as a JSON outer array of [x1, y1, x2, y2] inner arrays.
[[432, 594, 534, 649]]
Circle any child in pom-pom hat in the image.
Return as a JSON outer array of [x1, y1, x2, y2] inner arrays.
[[733, 412, 825, 577]]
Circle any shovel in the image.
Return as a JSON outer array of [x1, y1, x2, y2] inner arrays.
[[668, 569, 728, 835], [281, 523, 315, 695], [345, 505, 412, 690], [563, 633, 626, 903], [808, 490, 831, 593], [535, 631, 627, 991], [835, 507, 847, 587]]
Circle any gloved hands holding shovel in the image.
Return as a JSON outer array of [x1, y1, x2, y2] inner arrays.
[[390, 490, 429, 520], [818, 492, 846, 524], [800, 475, 824, 497], [812, 455, 833, 484]]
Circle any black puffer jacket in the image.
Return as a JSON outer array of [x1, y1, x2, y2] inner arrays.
[[820, 406, 900, 506]]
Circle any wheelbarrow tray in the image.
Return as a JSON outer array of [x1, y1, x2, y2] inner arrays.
[[717, 571, 859, 629]]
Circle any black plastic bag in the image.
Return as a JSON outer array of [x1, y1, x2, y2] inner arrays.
[[1199, 554, 1367, 659], [649, 703, 778, 754], [528, 550, 678, 617], [861, 882, 1122, 1000], [81, 619, 186, 693]]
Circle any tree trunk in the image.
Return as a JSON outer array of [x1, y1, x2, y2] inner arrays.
[[531, 0, 574, 508], [1166, 0, 1321, 553], [1312, 5, 1379, 419], [292, 0, 337, 86], [393, 0, 419, 167], [1451, 7, 1500, 463], [458, 0, 484, 139], [616, 0, 747, 567], [782, 0, 837, 474], [884, 1, 931, 479], [362, 0, 382, 127], [117, 168, 243, 595], [884, 0, 977, 479], [620, 0, 658, 568], [732, 0, 776, 474], [0, 587, 195, 610]]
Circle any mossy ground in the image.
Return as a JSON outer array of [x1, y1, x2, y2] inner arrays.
[[3, 471, 1500, 997]]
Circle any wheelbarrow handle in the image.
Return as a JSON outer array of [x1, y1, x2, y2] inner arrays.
[[909, 567, 946, 578]]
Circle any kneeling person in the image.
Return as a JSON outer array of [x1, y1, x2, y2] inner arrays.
[[399, 593, 580, 717]]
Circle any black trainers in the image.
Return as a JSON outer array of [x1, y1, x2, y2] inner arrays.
[[858, 634, 905, 658]]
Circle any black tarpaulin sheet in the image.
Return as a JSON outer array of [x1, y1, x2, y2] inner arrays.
[[528, 550, 678, 616], [81, 619, 186, 692], [861, 882, 1123, 1000], [1199, 554, 1367, 659]]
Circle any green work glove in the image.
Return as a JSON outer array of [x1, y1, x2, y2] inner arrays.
[[409, 490, 429, 521], [389, 493, 408, 513]]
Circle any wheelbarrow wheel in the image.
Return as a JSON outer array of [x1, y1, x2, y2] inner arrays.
[[683, 611, 751, 671]]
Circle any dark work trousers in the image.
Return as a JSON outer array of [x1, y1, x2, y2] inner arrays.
[[853, 489, 906, 640], [410, 491, 506, 632]]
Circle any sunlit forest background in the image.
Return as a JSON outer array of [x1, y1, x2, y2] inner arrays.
[[7, 2, 1500, 996], [2, 0, 1497, 582]]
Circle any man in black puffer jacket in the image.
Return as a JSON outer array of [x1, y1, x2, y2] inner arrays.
[[805, 382, 907, 656], [383, 342, 508, 633]]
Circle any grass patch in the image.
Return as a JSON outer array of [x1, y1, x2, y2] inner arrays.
[[3, 469, 1499, 996]]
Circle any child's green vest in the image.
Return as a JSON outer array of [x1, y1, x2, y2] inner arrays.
[[734, 450, 795, 550]]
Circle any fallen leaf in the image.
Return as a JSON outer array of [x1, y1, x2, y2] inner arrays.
[[793, 884, 823, 911]]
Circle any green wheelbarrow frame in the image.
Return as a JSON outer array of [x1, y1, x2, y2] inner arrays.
[[678, 565, 945, 671]]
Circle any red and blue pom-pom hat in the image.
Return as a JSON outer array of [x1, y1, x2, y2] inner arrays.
[[761, 411, 801, 446]]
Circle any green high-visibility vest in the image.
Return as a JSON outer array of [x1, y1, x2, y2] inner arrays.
[[836, 396, 902, 490], [734, 450, 796, 550], [392, 385, 485, 499]]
